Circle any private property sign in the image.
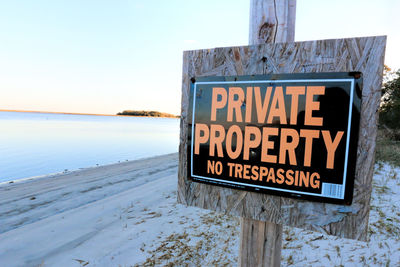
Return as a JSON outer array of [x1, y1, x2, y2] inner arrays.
[[178, 36, 386, 240], [188, 73, 362, 205]]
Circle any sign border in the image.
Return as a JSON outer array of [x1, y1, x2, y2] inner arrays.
[[188, 73, 359, 203]]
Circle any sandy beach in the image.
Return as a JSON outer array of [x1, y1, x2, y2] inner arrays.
[[0, 154, 399, 266]]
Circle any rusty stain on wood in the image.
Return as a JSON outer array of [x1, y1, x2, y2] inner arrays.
[[178, 35, 386, 241]]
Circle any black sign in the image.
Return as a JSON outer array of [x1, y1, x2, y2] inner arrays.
[[187, 72, 362, 205]]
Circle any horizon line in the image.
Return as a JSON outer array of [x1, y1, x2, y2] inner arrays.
[[0, 109, 180, 117], [0, 109, 118, 117]]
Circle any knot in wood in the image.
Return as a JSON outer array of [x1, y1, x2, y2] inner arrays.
[[258, 22, 276, 43]]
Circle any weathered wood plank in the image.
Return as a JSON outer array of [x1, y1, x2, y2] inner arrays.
[[239, 218, 282, 267], [178, 35, 386, 241]]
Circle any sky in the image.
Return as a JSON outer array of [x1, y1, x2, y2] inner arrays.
[[0, 0, 398, 115]]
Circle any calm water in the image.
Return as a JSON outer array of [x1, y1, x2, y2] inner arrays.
[[0, 112, 180, 183]]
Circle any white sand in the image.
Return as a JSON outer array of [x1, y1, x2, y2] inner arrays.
[[0, 154, 399, 266]]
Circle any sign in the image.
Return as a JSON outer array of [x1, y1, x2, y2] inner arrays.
[[179, 36, 386, 240], [188, 72, 362, 205]]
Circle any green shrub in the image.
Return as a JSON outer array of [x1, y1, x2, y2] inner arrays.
[[376, 129, 400, 166], [380, 68, 400, 130]]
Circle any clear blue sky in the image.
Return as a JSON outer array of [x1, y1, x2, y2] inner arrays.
[[0, 0, 398, 115]]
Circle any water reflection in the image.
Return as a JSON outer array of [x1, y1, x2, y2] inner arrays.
[[0, 112, 179, 182]]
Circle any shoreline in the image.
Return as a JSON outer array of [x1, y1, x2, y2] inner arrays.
[[0, 152, 178, 187]]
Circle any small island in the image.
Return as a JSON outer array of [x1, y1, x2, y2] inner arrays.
[[117, 110, 179, 118]]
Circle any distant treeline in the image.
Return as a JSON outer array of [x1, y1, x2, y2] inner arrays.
[[117, 110, 179, 118]]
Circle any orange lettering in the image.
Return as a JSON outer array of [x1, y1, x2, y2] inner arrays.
[[194, 123, 209, 155], [310, 172, 320, 189], [243, 164, 251, 179], [279, 128, 299, 165], [300, 129, 320, 167], [243, 126, 261, 160], [254, 86, 272, 123], [215, 161, 223, 175], [251, 165, 259, 181], [267, 86, 287, 124], [260, 167, 268, 181], [245, 87, 253, 123], [286, 86, 305, 125], [207, 160, 215, 174], [266, 167, 276, 183], [286, 169, 294, 185], [261, 127, 278, 163], [299, 171, 309, 187], [226, 125, 243, 159], [235, 163, 243, 178], [227, 162, 235, 177], [227, 87, 244, 122], [322, 130, 344, 169], [305, 86, 325, 126], [209, 124, 225, 157], [211, 87, 227, 121], [276, 169, 285, 184]]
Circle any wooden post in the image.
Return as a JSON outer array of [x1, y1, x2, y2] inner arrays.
[[239, 1, 296, 266], [249, 0, 296, 45], [240, 218, 283, 267]]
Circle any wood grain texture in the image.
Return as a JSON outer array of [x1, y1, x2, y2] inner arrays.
[[178, 36, 386, 241], [239, 218, 282, 267], [245, 2, 290, 266], [249, 0, 296, 44]]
